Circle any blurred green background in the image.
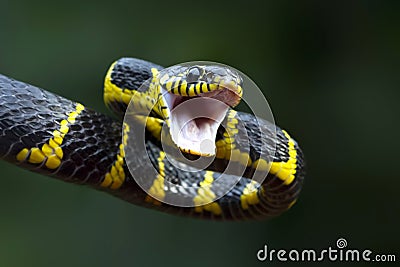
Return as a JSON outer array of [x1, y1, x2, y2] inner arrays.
[[1, 0, 399, 266]]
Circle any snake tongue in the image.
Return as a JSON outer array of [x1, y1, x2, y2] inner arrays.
[[169, 97, 229, 156]]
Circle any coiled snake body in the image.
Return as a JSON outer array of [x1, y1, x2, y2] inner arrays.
[[0, 58, 305, 221]]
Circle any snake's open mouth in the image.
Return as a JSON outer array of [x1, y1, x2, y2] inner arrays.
[[162, 84, 241, 156]]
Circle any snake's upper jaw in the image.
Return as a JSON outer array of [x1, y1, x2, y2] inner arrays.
[[162, 89, 232, 156]]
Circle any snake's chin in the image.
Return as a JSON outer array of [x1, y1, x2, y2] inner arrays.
[[162, 87, 239, 156]]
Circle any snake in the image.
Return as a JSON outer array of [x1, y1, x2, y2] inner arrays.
[[0, 58, 305, 221]]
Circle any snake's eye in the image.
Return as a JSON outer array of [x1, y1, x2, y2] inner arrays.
[[205, 72, 214, 82], [186, 67, 202, 83]]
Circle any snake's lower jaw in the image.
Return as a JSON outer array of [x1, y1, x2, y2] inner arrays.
[[169, 97, 229, 156]]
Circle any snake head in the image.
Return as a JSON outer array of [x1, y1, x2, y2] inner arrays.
[[158, 63, 243, 156]]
